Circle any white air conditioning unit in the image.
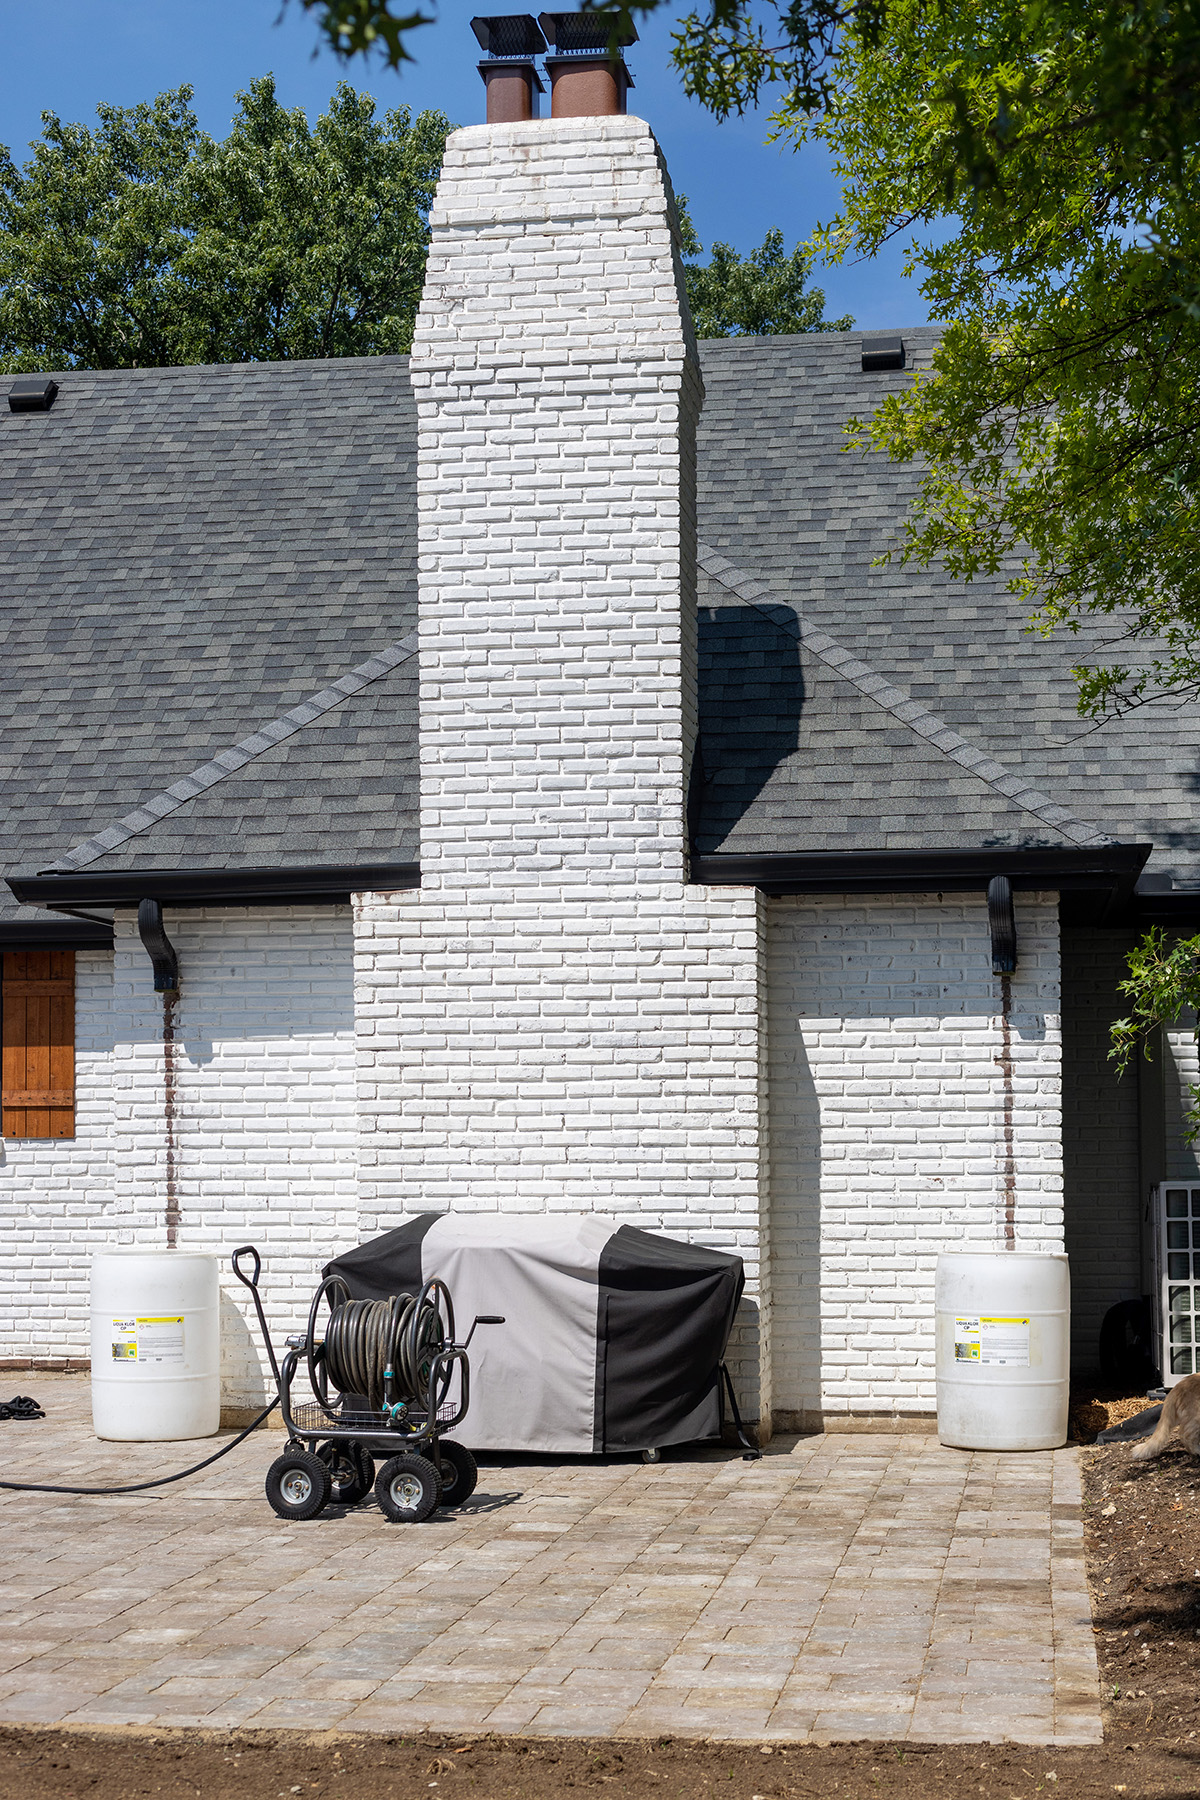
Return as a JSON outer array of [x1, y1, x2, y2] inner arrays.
[[1151, 1183, 1200, 1387]]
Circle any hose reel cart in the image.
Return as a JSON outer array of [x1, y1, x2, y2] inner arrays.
[[233, 1249, 503, 1523]]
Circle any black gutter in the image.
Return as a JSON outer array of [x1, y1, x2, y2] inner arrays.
[[7, 861, 421, 910], [691, 844, 1149, 898], [0, 920, 114, 947], [7, 845, 1159, 923], [1133, 891, 1200, 928]]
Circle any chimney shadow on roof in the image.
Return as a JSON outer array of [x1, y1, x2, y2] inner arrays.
[[691, 603, 805, 853]]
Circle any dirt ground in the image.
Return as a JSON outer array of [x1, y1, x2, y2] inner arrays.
[[4, 1721, 1200, 1800], [1082, 1438, 1200, 1749], [4, 1392, 1199, 1800]]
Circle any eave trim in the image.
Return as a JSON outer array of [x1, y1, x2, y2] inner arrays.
[[691, 844, 1150, 899], [0, 922, 114, 947], [7, 862, 421, 909]]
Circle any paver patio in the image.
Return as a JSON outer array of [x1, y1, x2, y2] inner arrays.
[[0, 1377, 1101, 1744]]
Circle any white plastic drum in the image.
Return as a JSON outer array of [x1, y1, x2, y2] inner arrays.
[[935, 1252, 1070, 1451], [90, 1252, 220, 1441]]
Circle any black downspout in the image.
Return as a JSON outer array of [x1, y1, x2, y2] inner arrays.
[[137, 900, 181, 1248], [987, 875, 1017, 975], [137, 898, 179, 992]]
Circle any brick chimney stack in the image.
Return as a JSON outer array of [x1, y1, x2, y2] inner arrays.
[[357, 69, 769, 1432]]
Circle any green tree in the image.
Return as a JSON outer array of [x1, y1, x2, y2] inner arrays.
[[773, 0, 1200, 717], [677, 196, 852, 337], [297, 0, 1200, 201], [294, 0, 879, 117], [1111, 932, 1200, 1140], [0, 76, 451, 370]]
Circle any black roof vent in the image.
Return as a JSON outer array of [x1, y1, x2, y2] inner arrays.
[[471, 13, 547, 55], [861, 337, 905, 373], [8, 376, 59, 413], [539, 9, 637, 52]]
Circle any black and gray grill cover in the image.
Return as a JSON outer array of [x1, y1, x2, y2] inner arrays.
[[324, 1214, 744, 1454]]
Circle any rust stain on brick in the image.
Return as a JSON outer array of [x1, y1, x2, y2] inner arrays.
[[163, 990, 180, 1248], [997, 971, 1017, 1247]]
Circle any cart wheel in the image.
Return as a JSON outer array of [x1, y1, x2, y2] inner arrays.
[[436, 1439, 479, 1506], [265, 1449, 332, 1520], [317, 1441, 375, 1507], [375, 1453, 443, 1523], [641, 1447, 661, 1465]]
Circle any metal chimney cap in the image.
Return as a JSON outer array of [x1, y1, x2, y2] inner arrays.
[[471, 14, 548, 55], [539, 10, 638, 52], [8, 376, 59, 413]]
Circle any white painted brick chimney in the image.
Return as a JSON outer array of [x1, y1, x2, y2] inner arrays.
[[413, 115, 700, 883], [353, 117, 770, 1420]]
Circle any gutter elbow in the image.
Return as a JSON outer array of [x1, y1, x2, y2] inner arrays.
[[137, 898, 179, 992]]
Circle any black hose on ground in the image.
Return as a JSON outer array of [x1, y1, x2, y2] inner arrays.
[[0, 1395, 44, 1419], [0, 1395, 279, 1495]]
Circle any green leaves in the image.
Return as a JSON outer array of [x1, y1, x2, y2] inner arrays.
[[779, 0, 1200, 715], [677, 196, 853, 337], [0, 76, 452, 371], [297, 0, 886, 118], [1111, 927, 1200, 1141], [292, 0, 435, 69], [0, 90, 204, 371]]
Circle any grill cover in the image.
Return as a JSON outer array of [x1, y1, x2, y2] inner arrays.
[[324, 1213, 745, 1453]]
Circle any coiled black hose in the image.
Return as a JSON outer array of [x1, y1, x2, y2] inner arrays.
[[322, 1292, 445, 1412]]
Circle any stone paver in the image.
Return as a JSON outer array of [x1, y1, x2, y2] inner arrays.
[[0, 1378, 1101, 1743]]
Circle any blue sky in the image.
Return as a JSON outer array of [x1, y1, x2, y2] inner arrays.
[[0, 1, 929, 330]]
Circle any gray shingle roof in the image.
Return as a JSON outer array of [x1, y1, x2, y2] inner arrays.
[[0, 355, 417, 928], [693, 329, 1198, 871], [1, 329, 1193, 935]]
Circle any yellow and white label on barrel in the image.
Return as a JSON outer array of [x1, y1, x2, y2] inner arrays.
[[110, 1316, 185, 1365], [953, 1315, 1031, 1367]]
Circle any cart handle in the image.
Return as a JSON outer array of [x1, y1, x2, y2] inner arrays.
[[461, 1314, 505, 1349], [230, 1244, 280, 1385], [231, 1245, 261, 1290]]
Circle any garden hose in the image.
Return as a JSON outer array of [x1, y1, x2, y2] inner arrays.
[[321, 1291, 446, 1414], [0, 1395, 44, 1420], [0, 1395, 279, 1495]]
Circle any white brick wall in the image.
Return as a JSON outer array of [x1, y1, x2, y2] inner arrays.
[[0, 947, 114, 1359], [0, 908, 357, 1403], [411, 116, 702, 889], [1164, 1014, 1200, 1181], [767, 892, 1063, 1424], [354, 884, 769, 1410], [109, 906, 358, 1404]]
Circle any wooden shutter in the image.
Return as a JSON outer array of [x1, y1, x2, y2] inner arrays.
[[1, 950, 76, 1139]]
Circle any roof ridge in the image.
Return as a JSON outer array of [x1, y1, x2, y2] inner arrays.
[[696, 544, 1115, 851], [50, 631, 420, 874]]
